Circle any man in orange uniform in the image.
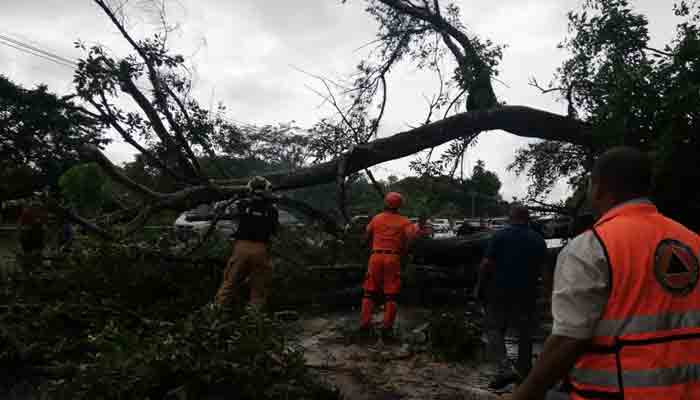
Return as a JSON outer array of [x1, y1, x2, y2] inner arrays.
[[507, 147, 700, 400], [359, 192, 412, 341]]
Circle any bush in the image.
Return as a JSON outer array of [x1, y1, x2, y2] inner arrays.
[[0, 241, 339, 399], [428, 310, 482, 361]]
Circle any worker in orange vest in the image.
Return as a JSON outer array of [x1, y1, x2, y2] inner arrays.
[[358, 191, 412, 343], [506, 147, 700, 400]]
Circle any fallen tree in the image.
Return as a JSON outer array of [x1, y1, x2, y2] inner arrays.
[[53, 0, 599, 241], [80, 105, 590, 212]]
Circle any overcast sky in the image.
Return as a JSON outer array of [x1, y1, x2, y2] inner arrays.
[[0, 0, 679, 202]]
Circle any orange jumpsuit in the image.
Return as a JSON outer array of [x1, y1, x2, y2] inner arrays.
[[360, 211, 412, 330]]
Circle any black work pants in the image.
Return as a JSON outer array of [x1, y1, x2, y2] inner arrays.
[[484, 299, 536, 378]]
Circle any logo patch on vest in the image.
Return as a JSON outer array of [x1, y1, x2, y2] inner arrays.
[[654, 239, 700, 296]]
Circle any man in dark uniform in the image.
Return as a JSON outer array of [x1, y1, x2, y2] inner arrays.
[[478, 205, 547, 389], [215, 176, 279, 308]]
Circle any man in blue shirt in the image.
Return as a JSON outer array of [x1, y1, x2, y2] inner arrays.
[[478, 205, 547, 389]]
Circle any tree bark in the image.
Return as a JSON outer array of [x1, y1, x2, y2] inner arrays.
[[218, 106, 591, 191], [84, 105, 590, 222]]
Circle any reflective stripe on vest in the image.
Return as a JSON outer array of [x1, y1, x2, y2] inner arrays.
[[593, 310, 700, 337], [571, 364, 700, 388], [567, 202, 700, 399]]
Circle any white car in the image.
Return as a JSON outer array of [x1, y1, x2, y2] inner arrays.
[[488, 217, 509, 230], [174, 204, 238, 240], [174, 202, 300, 241], [431, 218, 451, 233]]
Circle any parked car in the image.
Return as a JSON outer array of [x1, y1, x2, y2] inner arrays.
[[174, 202, 301, 241], [346, 215, 371, 234], [431, 218, 451, 233], [541, 216, 573, 238], [174, 203, 238, 240], [487, 217, 509, 230], [456, 222, 491, 236]]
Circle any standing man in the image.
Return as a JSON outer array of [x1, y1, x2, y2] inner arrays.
[[478, 204, 547, 389], [359, 192, 412, 341], [508, 147, 700, 400], [215, 176, 279, 309], [17, 200, 48, 269]]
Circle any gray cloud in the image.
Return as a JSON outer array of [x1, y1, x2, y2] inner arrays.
[[0, 0, 682, 203]]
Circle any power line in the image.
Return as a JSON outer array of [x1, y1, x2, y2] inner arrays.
[[0, 37, 76, 70], [0, 33, 77, 66], [0, 31, 265, 133]]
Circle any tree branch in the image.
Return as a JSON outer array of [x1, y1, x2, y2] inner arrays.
[[85, 105, 591, 236], [275, 196, 342, 235], [91, 94, 185, 182], [644, 46, 672, 57], [215, 106, 592, 190], [364, 169, 385, 199], [528, 77, 565, 94], [94, 0, 203, 179], [47, 200, 115, 241], [116, 63, 199, 181], [79, 144, 162, 201], [163, 84, 232, 178]]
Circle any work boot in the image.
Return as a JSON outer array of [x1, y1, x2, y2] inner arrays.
[[349, 326, 374, 345], [380, 327, 400, 345], [488, 361, 519, 390]]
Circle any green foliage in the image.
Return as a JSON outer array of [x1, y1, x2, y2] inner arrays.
[[395, 160, 505, 217], [509, 142, 589, 199], [512, 1, 700, 229], [73, 32, 248, 183], [0, 75, 106, 200], [428, 310, 482, 361], [0, 242, 338, 399], [58, 163, 113, 216]]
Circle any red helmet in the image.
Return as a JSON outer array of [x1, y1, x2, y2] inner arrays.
[[384, 192, 403, 209]]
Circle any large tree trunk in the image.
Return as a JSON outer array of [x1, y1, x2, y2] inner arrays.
[[81, 105, 590, 235], [216, 106, 591, 191]]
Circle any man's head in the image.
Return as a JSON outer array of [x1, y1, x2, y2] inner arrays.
[[384, 192, 403, 211], [589, 147, 652, 216], [509, 204, 530, 225]]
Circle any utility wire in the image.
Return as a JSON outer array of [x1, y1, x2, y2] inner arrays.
[[0, 37, 76, 70], [0, 33, 77, 66], [0, 31, 264, 133]]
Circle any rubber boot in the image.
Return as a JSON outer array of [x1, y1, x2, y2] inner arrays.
[[383, 299, 397, 329], [360, 296, 374, 328]]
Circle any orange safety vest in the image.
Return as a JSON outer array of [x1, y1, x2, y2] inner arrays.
[[568, 202, 700, 399]]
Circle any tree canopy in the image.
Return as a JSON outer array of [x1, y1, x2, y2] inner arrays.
[[509, 0, 700, 227], [3, 0, 699, 235], [0, 75, 106, 201]]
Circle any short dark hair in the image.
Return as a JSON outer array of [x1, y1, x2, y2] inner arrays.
[[510, 204, 530, 222], [591, 147, 652, 199]]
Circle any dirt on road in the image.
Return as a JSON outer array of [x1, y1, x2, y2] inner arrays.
[[297, 306, 507, 400]]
